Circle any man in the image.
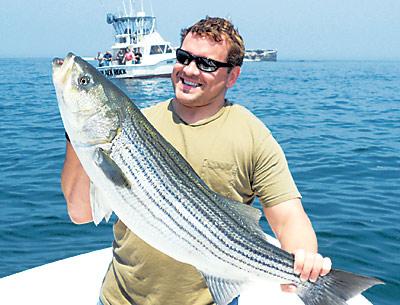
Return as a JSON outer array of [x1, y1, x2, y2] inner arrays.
[[103, 51, 113, 66], [116, 49, 125, 65], [124, 48, 134, 65], [62, 17, 331, 305], [134, 49, 143, 64], [95, 51, 104, 67]]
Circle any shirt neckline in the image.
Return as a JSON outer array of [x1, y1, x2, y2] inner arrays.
[[169, 99, 231, 127]]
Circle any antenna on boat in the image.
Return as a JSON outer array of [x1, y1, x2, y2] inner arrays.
[[129, 0, 134, 16], [149, 0, 154, 16], [140, 0, 144, 12], [122, 0, 127, 16]]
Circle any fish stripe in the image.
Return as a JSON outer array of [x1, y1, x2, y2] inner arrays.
[[107, 122, 298, 283], [128, 121, 291, 276]]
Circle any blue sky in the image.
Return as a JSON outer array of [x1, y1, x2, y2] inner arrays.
[[1, 0, 399, 60]]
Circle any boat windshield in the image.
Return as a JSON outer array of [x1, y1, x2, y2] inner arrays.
[[150, 45, 165, 55]]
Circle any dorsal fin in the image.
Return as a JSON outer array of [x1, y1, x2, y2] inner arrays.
[[214, 194, 266, 240]]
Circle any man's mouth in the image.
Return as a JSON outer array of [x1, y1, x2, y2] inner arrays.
[[181, 78, 202, 88]]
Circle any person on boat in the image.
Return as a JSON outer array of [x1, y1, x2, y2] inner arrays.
[[116, 49, 125, 65], [61, 17, 332, 305], [103, 51, 113, 66], [95, 51, 104, 67], [123, 48, 134, 65], [134, 48, 142, 64]]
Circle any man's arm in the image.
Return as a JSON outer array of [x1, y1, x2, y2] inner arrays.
[[61, 142, 93, 224], [263, 198, 331, 292]]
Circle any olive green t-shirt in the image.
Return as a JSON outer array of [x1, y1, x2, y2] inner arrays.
[[100, 99, 301, 305]]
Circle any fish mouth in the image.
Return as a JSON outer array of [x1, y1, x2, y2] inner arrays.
[[52, 53, 76, 85], [52, 57, 64, 67], [52, 52, 75, 69]]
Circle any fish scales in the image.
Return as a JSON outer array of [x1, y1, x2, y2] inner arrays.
[[129, 116, 311, 283], [110, 115, 300, 284]]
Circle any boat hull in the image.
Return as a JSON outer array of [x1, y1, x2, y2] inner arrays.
[[244, 49, 277, 62], [97, 58, 175, 79]]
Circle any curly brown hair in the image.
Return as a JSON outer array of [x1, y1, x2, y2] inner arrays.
[[180, 16, 245, 67]]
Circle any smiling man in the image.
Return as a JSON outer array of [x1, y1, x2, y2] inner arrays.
[[171, 32, 240, 124], [61, 17, 331, 305]]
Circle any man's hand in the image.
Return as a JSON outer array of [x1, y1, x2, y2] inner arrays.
[[263, 200, 332, 293], [281, 249, 332, 293]]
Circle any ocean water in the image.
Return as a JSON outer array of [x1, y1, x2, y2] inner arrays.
[[0, 58, 399, 305]]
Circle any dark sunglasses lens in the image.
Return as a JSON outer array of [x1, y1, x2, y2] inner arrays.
[[197, 58, 218, 72], [176, 49, 191, 65], [176, 49, 219, 72]]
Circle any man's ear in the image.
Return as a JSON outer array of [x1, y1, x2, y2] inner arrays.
[[226, 66, 241, 88]]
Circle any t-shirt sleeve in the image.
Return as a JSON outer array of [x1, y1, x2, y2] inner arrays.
[[252, 133, 301, 208]]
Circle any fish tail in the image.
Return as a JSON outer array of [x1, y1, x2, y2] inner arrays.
[[297, 269, 383, 305]]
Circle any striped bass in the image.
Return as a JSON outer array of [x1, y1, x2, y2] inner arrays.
[[52, 53, 383, 305]]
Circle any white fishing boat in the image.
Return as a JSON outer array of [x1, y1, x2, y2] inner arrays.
[[96, 1, 175, 79], [0, 235, 375, 305], [244, 49, 277, 62]]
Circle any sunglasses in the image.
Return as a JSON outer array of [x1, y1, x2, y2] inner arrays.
[[176, 48, 233, 72]]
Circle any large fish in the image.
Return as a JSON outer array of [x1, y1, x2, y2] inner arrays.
[[52, 53, 383, 305]]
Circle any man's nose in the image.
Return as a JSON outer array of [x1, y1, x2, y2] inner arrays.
[[183, 60, 200, 75]]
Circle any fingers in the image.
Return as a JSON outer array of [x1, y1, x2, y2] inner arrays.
[[298, 250, 316, 282], [293, 250, 332, 283], [308, 253, 323, 282], [281, 250, 332, 294], [321, 257, 332, 276], [293, 249, 305, 275]]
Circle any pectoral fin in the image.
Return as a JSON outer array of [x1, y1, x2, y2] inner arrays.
[[89, 182, 113, 225], [94, 147, 130, 188]]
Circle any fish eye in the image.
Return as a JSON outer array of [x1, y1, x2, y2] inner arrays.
[[78, 75, 91, 86]]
